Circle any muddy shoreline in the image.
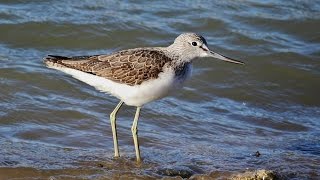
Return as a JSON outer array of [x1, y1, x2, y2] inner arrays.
[[0, 166, 279, 180]]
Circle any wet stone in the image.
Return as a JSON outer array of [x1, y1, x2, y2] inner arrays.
[[231, 169, 276, 180], [254, 151, 261, 157], [97, 163, 104, 168], [157, 166, 194, 179]]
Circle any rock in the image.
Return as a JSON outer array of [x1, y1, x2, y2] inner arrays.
[[157, 166, 194, 179], [231, 169, 276, 180]]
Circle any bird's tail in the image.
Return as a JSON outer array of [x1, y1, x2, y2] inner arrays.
[[43, 55, 71, 68]]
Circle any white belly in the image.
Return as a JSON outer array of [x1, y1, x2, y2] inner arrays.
[[47, 65, 191, 107]]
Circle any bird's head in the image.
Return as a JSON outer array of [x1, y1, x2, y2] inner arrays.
[[170, 33, 244, 65]]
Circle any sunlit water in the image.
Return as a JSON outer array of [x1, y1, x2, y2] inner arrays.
[[0, 0, 319, 179]]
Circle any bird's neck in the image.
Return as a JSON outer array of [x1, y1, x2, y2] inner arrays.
[[165, 44, 194, 64], [160, 45, 193, 80]]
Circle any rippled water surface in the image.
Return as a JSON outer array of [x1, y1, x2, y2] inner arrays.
[[0, 0, 320, 179]]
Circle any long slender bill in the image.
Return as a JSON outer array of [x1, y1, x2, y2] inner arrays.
[[209, 50, 245, 65]]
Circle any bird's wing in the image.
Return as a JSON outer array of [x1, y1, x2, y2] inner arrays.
[[44, 49, 172, 86]]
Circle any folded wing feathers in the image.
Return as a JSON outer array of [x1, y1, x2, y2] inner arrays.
[[44, 49, 172, 86]]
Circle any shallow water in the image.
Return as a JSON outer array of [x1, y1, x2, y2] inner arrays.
[[0, 0, 320, 179]]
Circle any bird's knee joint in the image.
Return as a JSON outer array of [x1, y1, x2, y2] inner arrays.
[[110, 113, 116, 121]]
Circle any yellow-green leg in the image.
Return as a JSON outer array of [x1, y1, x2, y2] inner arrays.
[[110, 101, 124, 158], [131, 106, 141, 163]]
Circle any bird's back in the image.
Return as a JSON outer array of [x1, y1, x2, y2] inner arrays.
[[44, 48, 175, 86]]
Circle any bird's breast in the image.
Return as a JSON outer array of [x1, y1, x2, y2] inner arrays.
[[173, 62, 193, 85]]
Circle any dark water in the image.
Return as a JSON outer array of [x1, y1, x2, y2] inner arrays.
[[1, 0, 320, 179]]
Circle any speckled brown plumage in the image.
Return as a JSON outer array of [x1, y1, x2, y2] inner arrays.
[[44, 48, 174, 86]]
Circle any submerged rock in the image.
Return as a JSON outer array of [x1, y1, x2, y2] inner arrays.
[[190, 169, 278, 180], [231, 169, 276, 180], [157, 166, 194, 179]]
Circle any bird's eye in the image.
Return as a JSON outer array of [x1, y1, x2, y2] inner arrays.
[[191, 42, 197, 46]]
